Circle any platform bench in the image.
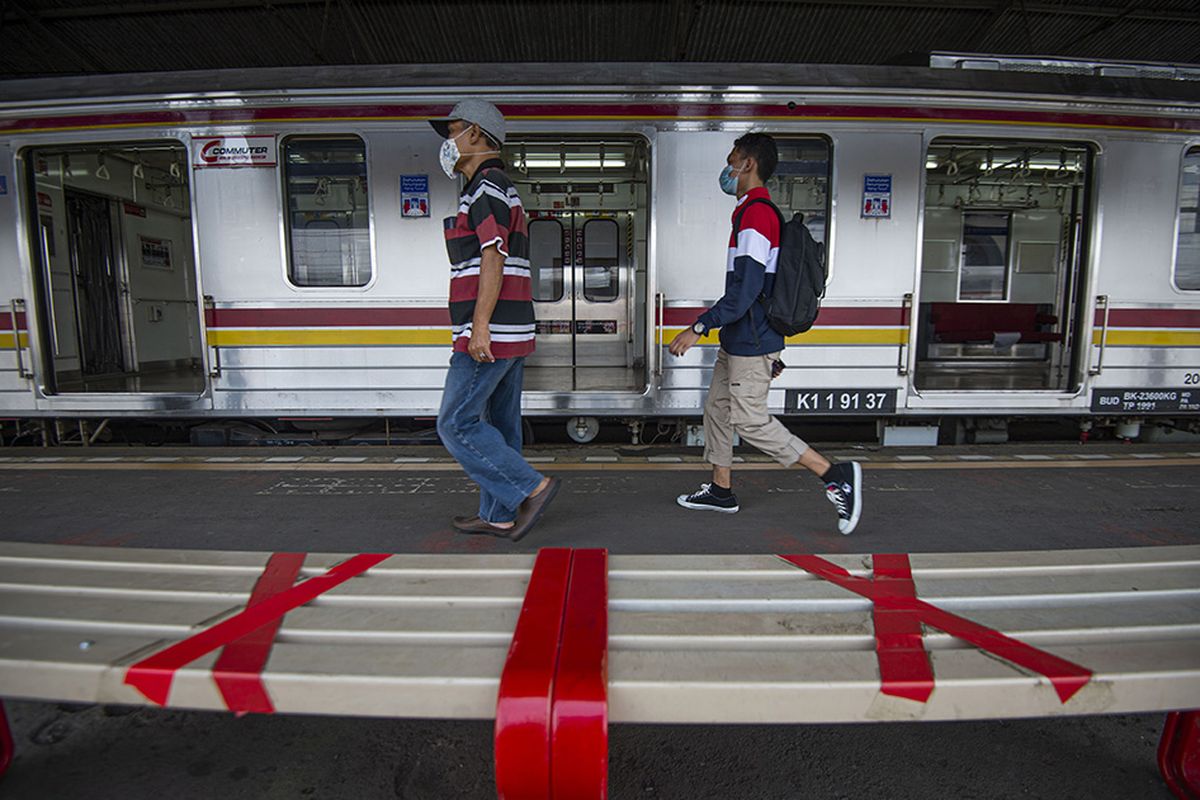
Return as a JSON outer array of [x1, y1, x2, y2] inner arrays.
[[0, 542, 1197, 798]]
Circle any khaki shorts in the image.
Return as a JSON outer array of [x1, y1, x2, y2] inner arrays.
[[702, 349, 809, 468]]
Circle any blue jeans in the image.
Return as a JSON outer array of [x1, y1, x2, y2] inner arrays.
[[437, 352, 543, 524]]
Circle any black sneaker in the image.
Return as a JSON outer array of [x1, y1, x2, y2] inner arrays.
[[676, 483, 739, 513], [824, 462, 863, 534]]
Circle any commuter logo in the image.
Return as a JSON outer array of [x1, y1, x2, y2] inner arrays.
[[193, 135, 278, 168]]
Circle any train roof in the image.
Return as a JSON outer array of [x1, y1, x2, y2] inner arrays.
[[2, 62, 1200, 109]]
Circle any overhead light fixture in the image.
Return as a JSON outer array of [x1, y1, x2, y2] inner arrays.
[[521, 155, 627, 169]]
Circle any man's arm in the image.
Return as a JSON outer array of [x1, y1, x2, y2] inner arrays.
[[468, 243, 504, 362]]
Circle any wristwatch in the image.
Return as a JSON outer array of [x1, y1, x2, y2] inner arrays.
[[691, 320, 707, 336]]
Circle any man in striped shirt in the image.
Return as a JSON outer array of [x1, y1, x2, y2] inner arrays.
[[430, 99, 560, 540], [668, 132, 863, 534]]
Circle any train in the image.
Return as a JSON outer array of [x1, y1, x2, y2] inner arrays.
[[1, 56, 1197, 444]]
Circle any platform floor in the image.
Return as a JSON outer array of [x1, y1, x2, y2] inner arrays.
[[0, 441, 1196, 799]]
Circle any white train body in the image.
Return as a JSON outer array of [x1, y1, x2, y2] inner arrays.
[[0, 63, 1197, 424]]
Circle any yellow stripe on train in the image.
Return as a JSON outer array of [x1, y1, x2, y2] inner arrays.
[[207, 328, 453, 346], [0, 333, 29, 349], [1092, 329, 1200, 347], [209, 327, 914, 348], [662, 327, 909, 346]]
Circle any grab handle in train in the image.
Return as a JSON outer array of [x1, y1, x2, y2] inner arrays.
[[9, 299, 32, 380], [654, 291, 665, 378], [897, 292, 913, 376], [1089, 294, 1110, 376], [203, 295, 221, 378]]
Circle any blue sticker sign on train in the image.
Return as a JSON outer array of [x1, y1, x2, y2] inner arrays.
[[861, 173, 891, 218], [401, 174, 430, 218]]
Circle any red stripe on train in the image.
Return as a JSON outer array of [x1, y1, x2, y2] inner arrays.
[[205, 307, 450, 328], [0, 312, 28, 332], [2, 102, 1196, 134], [659, 306, 910, 326], [1094, 309, 1200, 328]]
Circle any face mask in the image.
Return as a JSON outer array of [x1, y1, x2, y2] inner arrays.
[[439, 127, 502, 179], [719, 161, 747, 196], [439, 129, 468, 179]]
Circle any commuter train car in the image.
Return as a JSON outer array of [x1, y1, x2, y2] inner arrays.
[[0, 58, 1197, 440]]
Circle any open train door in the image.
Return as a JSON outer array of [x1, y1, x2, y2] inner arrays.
[[504, 137, 651, 400], [908, 138, 1095, 411], [22, 140, 211, 414]]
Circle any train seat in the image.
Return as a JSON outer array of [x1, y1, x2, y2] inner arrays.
[[929, 302, 1062, 345]]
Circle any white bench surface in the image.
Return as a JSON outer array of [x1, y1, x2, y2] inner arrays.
[[0, 542, 1197, 723]]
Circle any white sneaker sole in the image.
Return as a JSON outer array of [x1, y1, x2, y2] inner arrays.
[[837, 462, 863, 535], [676, 495, 739, 514]]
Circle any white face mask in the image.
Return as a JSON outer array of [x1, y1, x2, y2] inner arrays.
[[439, 129, 468, 179], [439, 126, 501, 179]]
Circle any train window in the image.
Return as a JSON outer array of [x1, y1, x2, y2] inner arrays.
[[529, 218, 565, 302], [1176, 147, 1200, 291], [582, 218, 619, 302], [767, 137, 831, 248], [283, 136, 371, 287], [959, 211, 1012, 300]]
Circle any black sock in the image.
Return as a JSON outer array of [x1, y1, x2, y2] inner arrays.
[[821, 464, 843, 484], [709, 483, 733, 498]]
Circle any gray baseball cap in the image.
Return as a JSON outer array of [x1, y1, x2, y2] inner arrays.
[[429, 98, 507, 145]]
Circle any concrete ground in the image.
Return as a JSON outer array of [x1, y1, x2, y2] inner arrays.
[[0, 441, 1197, 799]]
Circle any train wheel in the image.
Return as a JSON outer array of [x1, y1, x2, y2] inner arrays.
[[567, 416, 600, 444]]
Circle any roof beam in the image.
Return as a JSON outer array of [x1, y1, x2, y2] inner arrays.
[[8, 3, 104, 72], [6, 0, 1200, 26]]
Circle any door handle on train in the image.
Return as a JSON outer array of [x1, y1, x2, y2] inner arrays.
[[203, 295, 221, 378], [1088, 294, 1109, 376], [8, 299, 32, 380], [654, 291, 664, 378], [897, 293, 913, 376]]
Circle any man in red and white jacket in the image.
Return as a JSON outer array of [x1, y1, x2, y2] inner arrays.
[[668, 132, 863, 534]]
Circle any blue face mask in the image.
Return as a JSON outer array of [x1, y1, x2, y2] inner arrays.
[[719, 161, 746, 196]]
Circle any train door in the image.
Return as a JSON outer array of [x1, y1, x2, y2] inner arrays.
[[24, 142, 207, 400], [505, 137, 650, 394], [912, 139, 1094, 394]]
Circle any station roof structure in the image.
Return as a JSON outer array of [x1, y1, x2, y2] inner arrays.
[[2, 0, 1198, 78]]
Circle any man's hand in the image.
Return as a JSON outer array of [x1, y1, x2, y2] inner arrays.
[[468, 326, 494, 362], [669, 328, 702, 356]]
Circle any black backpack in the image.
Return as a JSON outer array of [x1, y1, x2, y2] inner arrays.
[[733, 198, 827, 336]]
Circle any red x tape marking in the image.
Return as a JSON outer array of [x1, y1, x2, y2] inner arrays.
[[212, 552, 306, 715], [125, 552, 389, 707], [779, 553, 1092, 703]]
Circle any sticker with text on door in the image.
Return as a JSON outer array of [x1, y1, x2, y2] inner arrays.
[[786, 389, 898, 414]]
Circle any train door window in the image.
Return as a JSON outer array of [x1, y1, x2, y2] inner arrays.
[[959, 212, 1011, 301], [1175, 147, 1200, 291], [528, 218, 565, 301], [767, 137, 831, 253], [582, 218, 619, 302], [918, 139, 1093, 392], [23, 142, 204, 394], [283, 136, 371, 287]]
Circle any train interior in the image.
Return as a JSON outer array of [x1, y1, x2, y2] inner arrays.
[[25, 142, 204, 394], [916, 139, 1092, 391], [502, 136, 650, 393]]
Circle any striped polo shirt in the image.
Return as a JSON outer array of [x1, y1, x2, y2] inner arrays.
[[443, 159, 535, 359]]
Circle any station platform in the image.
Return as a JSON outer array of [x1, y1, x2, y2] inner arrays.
[[0, 441, 1196, 799], [0, 441, 1197, 555]]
